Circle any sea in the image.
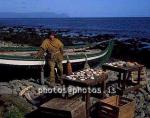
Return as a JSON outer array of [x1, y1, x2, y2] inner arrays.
[[0, 17, 150, 38]]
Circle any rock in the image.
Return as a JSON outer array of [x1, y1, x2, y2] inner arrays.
[[135, 115, 142, 118], [140, 80, 148, 86], [28, 78, 35, 82], [139, 88, 148, 100], [124, 88, 150, 118], [20, 85, 27, 90], [31, 83, 42, 89], [107, 71, 118, 81], [141, 110, 145, 118], [0, 82, 9, 86], [16, 87, 21, 93], [147, 80, 150, 93], [0, 86, 12, 94], [0, 94, 33, 118], [127, 93, 135, 99], [146, 105, 150, 114], [12, 89, 18, 95], [147, 95, 150, 101]]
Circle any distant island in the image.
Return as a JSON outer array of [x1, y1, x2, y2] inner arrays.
[[0, 12, 69, 18]]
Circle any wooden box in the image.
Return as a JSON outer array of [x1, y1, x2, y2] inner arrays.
[[97, 95, 135, 118], [39, 98, 86, 118]]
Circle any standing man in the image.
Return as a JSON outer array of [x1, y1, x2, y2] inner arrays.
[[34, 32, 64, 86]]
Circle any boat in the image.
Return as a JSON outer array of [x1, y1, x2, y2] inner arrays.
[[0, 40, 114, 79]]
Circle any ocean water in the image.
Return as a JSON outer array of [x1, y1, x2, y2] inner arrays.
[[0, 17, 150, 38]]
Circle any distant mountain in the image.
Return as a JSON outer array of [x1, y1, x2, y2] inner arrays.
[[0, 12, 69, 18]]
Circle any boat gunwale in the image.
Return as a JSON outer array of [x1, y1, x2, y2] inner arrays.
[[0, 50, 104, 61], [0, 40, 114, 65]]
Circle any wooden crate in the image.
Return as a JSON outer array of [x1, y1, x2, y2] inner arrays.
[[39, 98, 86, 118], [97, 95, 135, 118]]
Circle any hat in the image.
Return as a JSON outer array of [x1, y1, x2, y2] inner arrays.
[[48, 31, 55, 36]]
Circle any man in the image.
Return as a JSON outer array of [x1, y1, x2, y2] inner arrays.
[[34, 32, 64, 86]]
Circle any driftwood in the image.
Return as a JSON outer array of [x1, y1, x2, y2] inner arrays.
[[24, 92, 40, 105], [19, 85, 33, 96]]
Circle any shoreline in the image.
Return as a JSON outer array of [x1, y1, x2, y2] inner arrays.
[[0, 26, 150, 67]]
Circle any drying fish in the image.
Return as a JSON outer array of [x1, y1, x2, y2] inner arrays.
[[106, 61, 141, 68], [66, 68, 106, 81]]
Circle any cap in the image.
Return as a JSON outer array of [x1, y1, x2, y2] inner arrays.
[[48, 31, 55, 36]]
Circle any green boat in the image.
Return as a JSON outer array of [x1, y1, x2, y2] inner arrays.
[[0, 40, 114, 69]]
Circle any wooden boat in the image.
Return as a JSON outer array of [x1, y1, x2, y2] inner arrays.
[[0, 40, 114, 79], [0, 40, 114, 66]]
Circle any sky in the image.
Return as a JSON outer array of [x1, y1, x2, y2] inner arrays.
[[0, 0, 150, 17]]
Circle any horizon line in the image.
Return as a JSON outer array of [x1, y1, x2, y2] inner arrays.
[[0, 16, 150, 18]]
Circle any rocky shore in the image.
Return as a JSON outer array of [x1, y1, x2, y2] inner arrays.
[[0, 26, 150, 117], [0, 40, 29, 47], [0, 68, 150, 118], [0, 26, 150, 66]]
